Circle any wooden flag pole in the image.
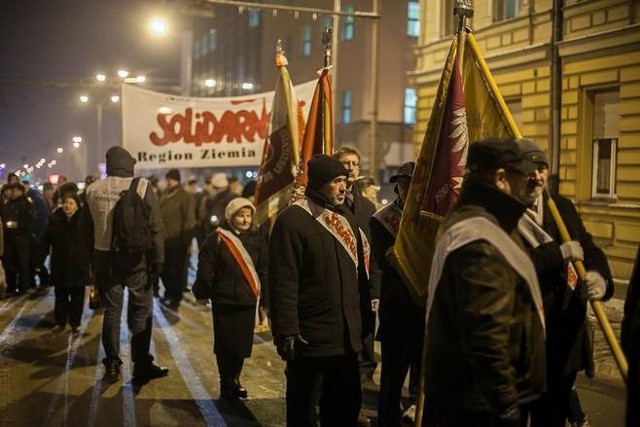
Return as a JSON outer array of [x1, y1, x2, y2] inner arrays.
[[466, 31, 628, 385]]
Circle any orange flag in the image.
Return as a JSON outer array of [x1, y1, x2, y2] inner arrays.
[[254, 51, 300, 227], [291, 68, 333, 201]]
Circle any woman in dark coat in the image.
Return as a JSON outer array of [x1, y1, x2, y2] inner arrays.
[[45, 193, 89, 333], [193, 197, 268, 399]]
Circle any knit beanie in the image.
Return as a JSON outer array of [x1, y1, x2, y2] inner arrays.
[[165, 168, 181, 182], [307, 154, 349, 192], [224, 197, 256, 220], [106, 146, 136, 177]]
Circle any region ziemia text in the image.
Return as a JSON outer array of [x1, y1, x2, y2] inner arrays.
[[136, 148, 258, 163]]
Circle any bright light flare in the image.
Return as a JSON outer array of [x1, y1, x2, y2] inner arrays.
[[150, 17, 168, 36]]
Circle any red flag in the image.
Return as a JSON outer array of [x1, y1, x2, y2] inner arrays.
[[291, 68, 333, 201]]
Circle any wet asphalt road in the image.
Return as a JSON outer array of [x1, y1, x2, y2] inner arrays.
[[0, 286, 628, 426]]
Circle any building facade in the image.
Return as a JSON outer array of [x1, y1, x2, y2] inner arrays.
[[412, 0, 640, 288], [187, 0, 419, 188]]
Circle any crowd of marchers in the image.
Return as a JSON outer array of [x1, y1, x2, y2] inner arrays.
[[1, 138, 638, 427]]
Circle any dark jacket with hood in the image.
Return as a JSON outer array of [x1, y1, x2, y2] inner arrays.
[[268, 189, 364, 357], [424, 180, 546, 419], [193, 220, 268, 306]]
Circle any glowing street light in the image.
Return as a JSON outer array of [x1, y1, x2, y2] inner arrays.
[[205, 79, 216, 88], [110, 95, 120, 103], [118, 69, 129, 78], [149, 17, 168, 36], [241, 82, 254, 90], [96, 73, 107, 82], [73, 142, 81, 148], [57, 147, 64, 154], [72, 136, 83, 143], [80, 95, 89, 103]]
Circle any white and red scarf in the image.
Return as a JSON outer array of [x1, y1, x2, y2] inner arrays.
[[294, 198, 370, 275], [216, 228, 261, 298]]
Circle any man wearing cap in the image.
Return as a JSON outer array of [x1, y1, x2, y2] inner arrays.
[[159, 169, 196, 311], [516, 139, 613, 427], [356, 176, 382, 209], [424, 137, 546, 426], [84, 146, 167, 383], [269, 154, 367, 425], [371, 161, 424, 426]]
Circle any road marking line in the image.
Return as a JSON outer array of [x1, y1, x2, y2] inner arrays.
[[153, 303, 227, 427]]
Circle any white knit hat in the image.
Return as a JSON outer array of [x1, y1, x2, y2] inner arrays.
[[225, 197, 256, 220], [211, 172, 229, 189]]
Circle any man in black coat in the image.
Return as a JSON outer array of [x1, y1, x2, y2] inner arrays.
[[370, 161, 424, 426], [516, 139, 614, 427], [269, 154, 366, 426]]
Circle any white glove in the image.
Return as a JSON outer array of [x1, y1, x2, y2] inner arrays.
[[581, 271, 607, 301], [371, 299, 380, 312], [560, 241, 584, 262]]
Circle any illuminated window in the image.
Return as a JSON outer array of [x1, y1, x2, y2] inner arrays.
[[248, 9, 260, 28], [408, 1, 420, 38], [404, 88, 416, 124], [342, 5, 355, 41], [495, 0, 523, 21], [342, 90, 352, 124], [302, 26, 312, 56]]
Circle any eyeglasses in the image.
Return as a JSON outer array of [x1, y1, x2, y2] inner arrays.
[[341, 160, 360, 167]]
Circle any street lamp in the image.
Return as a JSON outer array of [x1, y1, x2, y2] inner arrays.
[[150, 17, 168, 36]]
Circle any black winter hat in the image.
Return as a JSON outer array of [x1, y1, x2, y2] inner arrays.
[[165, 169, 181, 182], [106, 146, 136, 177], [518, 138, 549, 168], [307, 154, 349, 191], [467, 138, 538, 176]]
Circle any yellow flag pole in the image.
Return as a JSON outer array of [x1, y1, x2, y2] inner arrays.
[[466, 31, 628, 385]]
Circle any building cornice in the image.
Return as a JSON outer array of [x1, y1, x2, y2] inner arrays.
[[557, 24, 640, 58]]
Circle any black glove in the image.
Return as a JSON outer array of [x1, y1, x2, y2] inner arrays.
[[275, 335, 308, 362]]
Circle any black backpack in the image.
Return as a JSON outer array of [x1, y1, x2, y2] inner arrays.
[[111, 177, 153, 255]]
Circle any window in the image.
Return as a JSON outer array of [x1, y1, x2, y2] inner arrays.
[[302, 26, 312, 56], [248, 9, 260, 28], [404, 88, 417, 124], [495, 0, 524, 21], [208, 29, 217, 52], [591, 90, 619, 199], [442, 0, 455, 37], [407, 1, 420, 38], [342, 90, 352, 124], [342, 5, 355, 41]]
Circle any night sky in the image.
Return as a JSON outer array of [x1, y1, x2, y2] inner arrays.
[[0, 0, 182, 181]]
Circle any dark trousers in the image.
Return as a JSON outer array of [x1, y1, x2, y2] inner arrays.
[[529, 371, 577, 427], [425, 402, 530, 427], [94, 251, 153, 365], [54, 286, 86, 327], [359, 311, 377, 379], [161, 244, 189, 303], [286, 354, 361, 427], [5, 235, 32, 292], [30, 240, 49, 287], [378, 336, 422, 426]]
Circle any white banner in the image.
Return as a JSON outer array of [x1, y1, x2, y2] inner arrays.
[[121, 80, 316, 169]]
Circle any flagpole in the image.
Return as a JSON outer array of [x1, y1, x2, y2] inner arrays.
[[454, 0, 473, 69], [465, 31, 629, 384], [322, 28, 333, 153]]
